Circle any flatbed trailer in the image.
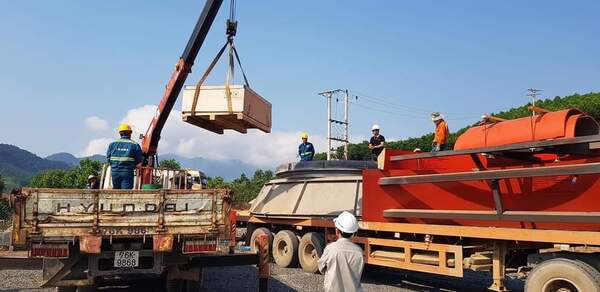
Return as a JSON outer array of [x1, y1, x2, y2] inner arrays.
[[246, 131, 600, 292]]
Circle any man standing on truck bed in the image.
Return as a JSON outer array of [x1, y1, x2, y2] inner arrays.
[[106, 123, 143, 189], [318, 211, 364, 292], [431, 112, 449, 151]]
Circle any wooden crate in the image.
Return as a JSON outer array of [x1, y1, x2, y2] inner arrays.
[[181, 85, 272, 134]]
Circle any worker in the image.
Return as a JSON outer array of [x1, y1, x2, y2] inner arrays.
[[298, 132, 315, 161], [431, 112, 450, 152], [86, 175, 100, 189], [368, 124, 385, 160], [318, 211, 364, 292], [106, 123, 143, 189]]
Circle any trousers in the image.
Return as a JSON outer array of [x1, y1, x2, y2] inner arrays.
[[112, 171, 134, 189]]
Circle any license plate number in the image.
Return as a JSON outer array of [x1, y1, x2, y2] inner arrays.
[[114, 251, 139, 268]]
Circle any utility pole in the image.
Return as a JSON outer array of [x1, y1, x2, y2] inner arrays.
[[527, 88, 542, 116], [318, 89, 349, 160], [343, 89, 349, 160]]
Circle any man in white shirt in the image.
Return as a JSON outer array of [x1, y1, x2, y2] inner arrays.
[[318, 211, 364, 292]]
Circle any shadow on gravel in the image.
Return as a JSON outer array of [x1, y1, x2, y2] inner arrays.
[[362, 267, 525, 292]]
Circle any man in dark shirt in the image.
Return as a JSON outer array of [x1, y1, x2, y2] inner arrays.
[[368, 124, 385, 160], [106, 123, 143, 189], [298, 132, 315, 161]]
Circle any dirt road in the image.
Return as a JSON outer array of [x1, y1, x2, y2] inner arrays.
[[0, 264, 524, 292]]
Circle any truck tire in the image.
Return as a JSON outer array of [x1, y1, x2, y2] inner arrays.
[[272, 230, 299, 268], [298, 232, 325, 274], [525, 258, 600, 292], [250, 227, 273, 254]]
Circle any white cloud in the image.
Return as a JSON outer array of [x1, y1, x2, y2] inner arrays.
[[81, 105, 327, 169], [80, 137, 112, 157], [84, 116, 110, 132]]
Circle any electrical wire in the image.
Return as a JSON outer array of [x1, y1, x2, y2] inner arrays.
[[353, 90, 483, 116]]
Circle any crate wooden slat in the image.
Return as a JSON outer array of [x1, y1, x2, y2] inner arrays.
[[182, 85, 272, 134]]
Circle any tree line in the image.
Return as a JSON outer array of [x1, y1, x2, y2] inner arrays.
[[315, 92, 600, 159]]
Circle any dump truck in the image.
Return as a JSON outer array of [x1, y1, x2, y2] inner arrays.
[[246, 108, 600, 292]]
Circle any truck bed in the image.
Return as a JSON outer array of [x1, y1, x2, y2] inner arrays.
[[11, 188, 230, 245]]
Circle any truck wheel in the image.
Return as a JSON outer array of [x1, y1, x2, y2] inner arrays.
[[250, 227, 273, 254], [272, 230, 299, 268], [298, 232, 325, 274], [525, 258, 600, 292]]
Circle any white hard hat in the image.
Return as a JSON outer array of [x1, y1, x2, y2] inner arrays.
[[333, 211, 359, 233], [87, 175, 97, 180], [371, 124, 380, 131], [431, 112, 444, 121]]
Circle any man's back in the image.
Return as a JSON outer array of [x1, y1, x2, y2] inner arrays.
[[106, 138, 142, 171], [318, 238, 364, 292]]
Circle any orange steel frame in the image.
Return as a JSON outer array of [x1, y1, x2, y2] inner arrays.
[[249, 214, 600, 291]]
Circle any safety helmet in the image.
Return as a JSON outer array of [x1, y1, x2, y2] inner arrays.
[[118, 123, 132, 133], [431, 112, 444, 121], [87, 175, 97, 180], [300, 132, 309, 139], [333, 211, 359, 233], [371, 124, 380, 131]]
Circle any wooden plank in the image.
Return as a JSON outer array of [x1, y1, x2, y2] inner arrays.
[[389, 135, 600, 162], [210, 115, 248, 133], [358, 221, 600, 245], [182, 115, 224, 134], [379, 162, 600, 185], [383, 209, 600, 223]]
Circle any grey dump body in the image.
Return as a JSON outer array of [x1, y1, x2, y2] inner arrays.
[[250, 160, 377, 218]]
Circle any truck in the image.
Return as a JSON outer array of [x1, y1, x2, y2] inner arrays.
[[2, 167, 269, 292], [2, 0, 272, 290], [245, 108, 600, 292]]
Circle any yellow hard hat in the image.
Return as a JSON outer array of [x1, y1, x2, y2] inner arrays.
[[300, 132, 309, 139], [118, 123, 132, 133]]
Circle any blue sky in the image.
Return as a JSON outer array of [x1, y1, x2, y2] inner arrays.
[[1, 1, 599, 166]]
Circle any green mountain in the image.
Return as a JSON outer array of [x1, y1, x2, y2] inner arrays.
[[318, 92, 600, 160], [0, 144, 71, 191]]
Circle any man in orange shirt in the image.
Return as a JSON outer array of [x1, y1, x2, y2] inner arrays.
[[431, 112, 449, 151]]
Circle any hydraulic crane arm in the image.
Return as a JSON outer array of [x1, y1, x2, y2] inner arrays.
[[141, 0, 224, 165]]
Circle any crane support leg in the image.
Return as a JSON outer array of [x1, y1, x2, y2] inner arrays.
[[489, 240, 508, 292]]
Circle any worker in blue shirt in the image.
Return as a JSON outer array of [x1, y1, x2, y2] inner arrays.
[[298, 132, 315, 161], [106, 123, 143, 189]]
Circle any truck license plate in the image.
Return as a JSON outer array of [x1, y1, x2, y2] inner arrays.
[[114, 251, 139, 268]]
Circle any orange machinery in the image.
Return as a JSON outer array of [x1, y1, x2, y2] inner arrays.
[[364, 108, 600, 231]]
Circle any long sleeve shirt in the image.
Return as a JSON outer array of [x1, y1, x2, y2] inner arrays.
[[298, 142, 315, 161], [106, 136, 143, 172], [318, 238, 364, 292], [433, 120, 450, 145]]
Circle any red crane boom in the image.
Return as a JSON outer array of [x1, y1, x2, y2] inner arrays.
[[141, 0, 224, 168]]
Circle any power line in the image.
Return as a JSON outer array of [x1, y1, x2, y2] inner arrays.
[[353, 90, 483, 116]]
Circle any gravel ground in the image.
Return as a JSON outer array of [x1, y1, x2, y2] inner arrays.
[[0, 265, 524, 292]]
